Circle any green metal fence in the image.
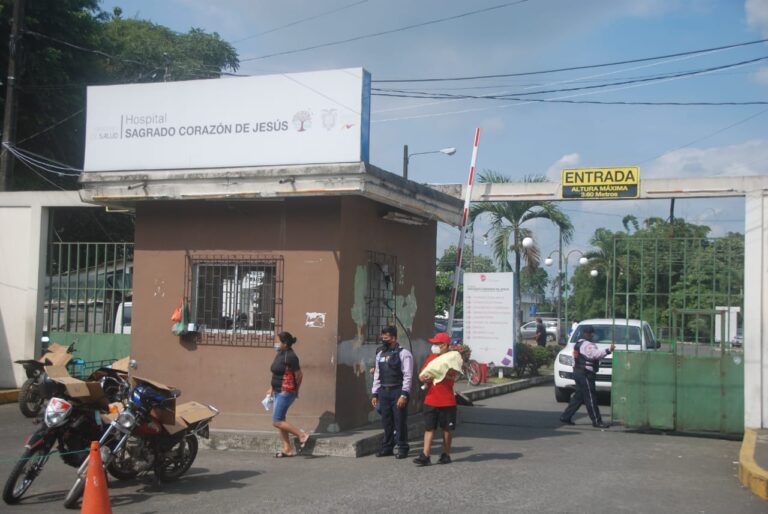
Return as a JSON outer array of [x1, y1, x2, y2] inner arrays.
[[608, 236, 744, 435], [45, 242, 133, 362]]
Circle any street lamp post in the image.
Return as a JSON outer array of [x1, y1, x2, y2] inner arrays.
[[402, 144, 456, 180], [545, 249, 596, 337]]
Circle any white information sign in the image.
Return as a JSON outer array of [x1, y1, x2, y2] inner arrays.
[[464, 272, 516, 366], [84, 67, 370, 171]]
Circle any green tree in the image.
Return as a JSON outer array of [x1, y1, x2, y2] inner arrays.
[[434, 244, 496, 316], [469, 172, 573, 339], [436, 245, 496, 273], [0, 2, 239, 191]]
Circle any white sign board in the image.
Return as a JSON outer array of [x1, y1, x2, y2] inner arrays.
[[464, 272, 516, 366], [84, 67, 370, 171]]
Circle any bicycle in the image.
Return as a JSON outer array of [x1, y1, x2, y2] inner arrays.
[[461, 359, 482, 386]]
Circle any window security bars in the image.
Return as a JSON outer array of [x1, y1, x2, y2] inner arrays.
[[366, 251, 397, 343], [187, 256, 283, 347]]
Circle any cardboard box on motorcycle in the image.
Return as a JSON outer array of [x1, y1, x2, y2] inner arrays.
[[44, 365, 108, 405], [130, 375, 216, 434]]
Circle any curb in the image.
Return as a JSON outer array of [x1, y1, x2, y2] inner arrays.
[[739, 428, 768, 500], [0, 390, 20, 405], [203, 375, 550, 458]]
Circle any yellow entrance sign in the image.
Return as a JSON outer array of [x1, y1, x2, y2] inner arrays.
[[561, 167, 639, 199]]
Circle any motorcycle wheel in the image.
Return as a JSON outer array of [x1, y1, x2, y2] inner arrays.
[[156, 434, 198, 482], [3, 446, 46, 504], [106, 438, 140, 481], [18, 378, 43, 418]]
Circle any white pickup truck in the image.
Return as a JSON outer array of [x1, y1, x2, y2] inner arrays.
[[553, 318, 658, 402]]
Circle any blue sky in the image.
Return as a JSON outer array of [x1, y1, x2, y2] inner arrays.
[[100, 0, 767, 269]]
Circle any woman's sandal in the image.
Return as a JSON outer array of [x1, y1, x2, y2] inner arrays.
[[274, 451, 295, 458]]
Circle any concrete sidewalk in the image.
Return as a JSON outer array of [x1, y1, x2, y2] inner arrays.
[[202, 374, 553, 458]]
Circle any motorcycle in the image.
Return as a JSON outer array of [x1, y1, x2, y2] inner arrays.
[[14, 339, 77, 418], [2, 366, 129, 504], [63, 374, 219, 509]]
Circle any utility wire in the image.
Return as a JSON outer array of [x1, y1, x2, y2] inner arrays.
[[241, 0, 530, 61], [373, 55, 768, 100], [233, 0, 371, 43], [16, 109, 84, 144], [637, 107, 768, 164], [23, 29, 153, 70], [373, 37, 768, 83]]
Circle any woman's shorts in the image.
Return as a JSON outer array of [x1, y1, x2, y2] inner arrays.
[[423, 405, 457, 431], [272, 391, 296, 422]]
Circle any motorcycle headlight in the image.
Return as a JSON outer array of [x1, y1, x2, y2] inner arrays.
[[44, 397, 72, 427], [558, 353, 574, 366], [116, 410, 136, 429]]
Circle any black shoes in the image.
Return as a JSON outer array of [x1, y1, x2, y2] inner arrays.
[[375, 450, 394, 457], [437, 453, 452, 465], [559, 417, 575, 425], [394, 451, 409, 459], [413, 453, 431, 466], [592, 421, 611, 429]]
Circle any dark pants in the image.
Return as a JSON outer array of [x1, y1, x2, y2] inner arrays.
[[562, 370, 602, 423], [379, 388, 409, 454]]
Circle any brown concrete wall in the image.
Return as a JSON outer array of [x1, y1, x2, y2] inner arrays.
[[335, 197, 437, 430], [133, 199, 340, 432]]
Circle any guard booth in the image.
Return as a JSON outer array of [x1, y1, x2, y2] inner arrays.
[[77, 68, 463, 432]]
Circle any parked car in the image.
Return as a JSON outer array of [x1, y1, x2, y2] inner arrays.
[[553, 318, 658, 403], [434, 318, 463, 343], [520, 320, 558, 342]]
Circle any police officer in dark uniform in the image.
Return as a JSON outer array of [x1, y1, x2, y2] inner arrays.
[[371, 326, 414, 458], [560, 325, 614, 428]]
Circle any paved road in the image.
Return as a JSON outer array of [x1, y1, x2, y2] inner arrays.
[[0, 385, 762, 513]]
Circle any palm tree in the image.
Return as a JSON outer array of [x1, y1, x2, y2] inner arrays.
[[469, 172, 574, 341]]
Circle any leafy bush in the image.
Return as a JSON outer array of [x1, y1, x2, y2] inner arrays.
[[513, 343, 555, 377]]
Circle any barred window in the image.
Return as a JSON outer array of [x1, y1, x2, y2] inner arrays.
[[366, 251, 397, 343], [187, 256, 283, 347]]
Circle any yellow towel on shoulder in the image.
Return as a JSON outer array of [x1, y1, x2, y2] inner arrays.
[[419, 351, 464, 384]]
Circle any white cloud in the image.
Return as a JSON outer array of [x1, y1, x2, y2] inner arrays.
[[645, 139, 768, 178], [480, 116, 505, 134], [746, 0, 768, 35], [545, 153, 581, 182], [753, 67, 768, 86]]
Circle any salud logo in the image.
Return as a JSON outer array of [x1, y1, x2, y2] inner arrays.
[[480, 274, 487, 282]]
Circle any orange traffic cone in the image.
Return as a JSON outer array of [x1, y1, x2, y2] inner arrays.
[[81, 441, 112, 514]]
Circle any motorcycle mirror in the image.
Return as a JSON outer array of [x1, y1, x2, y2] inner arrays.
[[128, 359, 138, 370]]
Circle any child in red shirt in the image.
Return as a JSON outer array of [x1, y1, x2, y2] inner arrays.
[[414, 332, 457, 466]]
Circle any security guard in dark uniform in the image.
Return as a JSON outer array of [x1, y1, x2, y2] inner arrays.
[[560, 325, 614, 428], [371, 326, 414, 458]]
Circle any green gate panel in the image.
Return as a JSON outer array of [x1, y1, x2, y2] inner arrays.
[[612, 352, 675, 430], [677, 356, 723, 433], [720, 354, 745, 435], [49, 331, 131, 364], [612, 351, 743, 435]]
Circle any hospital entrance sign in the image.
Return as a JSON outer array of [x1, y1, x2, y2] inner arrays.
[[562, 167, 639, 199]]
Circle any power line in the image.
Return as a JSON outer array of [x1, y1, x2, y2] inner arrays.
[[23, 29, 153, 70], [240, 0, 531, 62], [374, 93, 768, 106], [16, 109, 84, 144], [373, 54, 768, 101], [638, 108, 768, 164], [373, 37, 768, 83], [233, 0, 371, 43]]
